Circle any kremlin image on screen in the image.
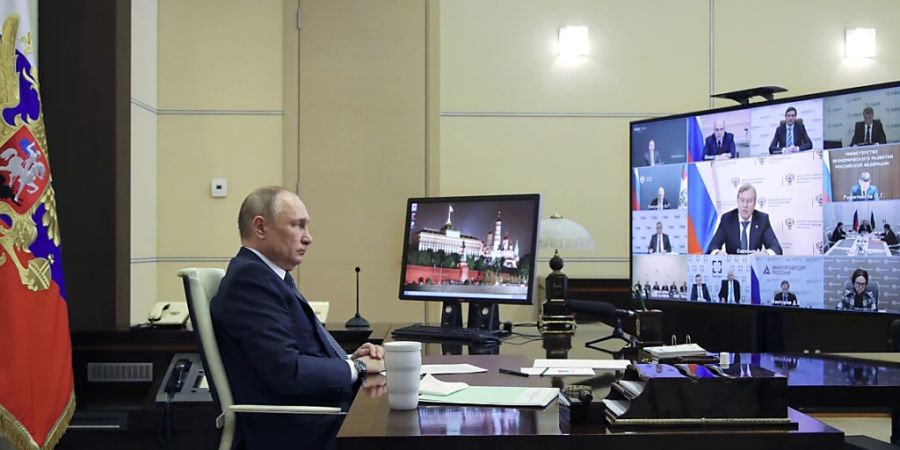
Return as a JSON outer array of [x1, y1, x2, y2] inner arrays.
[[400, 196, 540, 302]]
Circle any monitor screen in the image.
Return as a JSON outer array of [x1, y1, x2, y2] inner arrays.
[[399, 194, 541, 305], [630, 81, 900, 315]]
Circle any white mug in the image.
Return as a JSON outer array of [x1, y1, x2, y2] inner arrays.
[[383, 341, 422, 410]]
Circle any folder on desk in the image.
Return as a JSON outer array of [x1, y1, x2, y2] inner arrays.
[[419, 386, 558, 408], [643, 343, 707, 359]]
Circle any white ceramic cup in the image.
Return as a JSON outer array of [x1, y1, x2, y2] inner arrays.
[[383, 341, 423, 410]]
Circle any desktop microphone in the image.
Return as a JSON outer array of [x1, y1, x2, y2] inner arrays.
[[345, 266, 370, 328], [567, 299, 634, 318]]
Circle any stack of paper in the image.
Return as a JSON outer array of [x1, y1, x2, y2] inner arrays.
[[419, 373, 469, 396], [643, 343, 707, 358]]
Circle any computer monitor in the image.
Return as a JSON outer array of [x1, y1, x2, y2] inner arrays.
[[398, 193, 542, 330]]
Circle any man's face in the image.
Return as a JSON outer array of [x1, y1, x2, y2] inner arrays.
[[656, 223, 663, 234], [781, 282, 789, 292], [785, 110, 796, 125], [859, 178, 870, 192], [854, 276, 867, 295], [737, 188, 756, 220], [259, 192, 313, 271], [727, 272, 734, 281], [695, 275, 702, 285], [714, 121, 725, 140], [657, 187, 665, 198], [863, 111, 874, 125], [648, 140, 656, 152]]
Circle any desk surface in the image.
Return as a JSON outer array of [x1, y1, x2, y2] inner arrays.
[[827, 234, 891, 256], [335, 323, 868, 450]]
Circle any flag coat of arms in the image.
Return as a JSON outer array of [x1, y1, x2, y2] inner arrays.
[[0, 1, 75, 449]]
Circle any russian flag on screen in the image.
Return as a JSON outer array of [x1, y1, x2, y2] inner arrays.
[[687, 117, 705, 163], [822, 152, 832, 203], [687, 164, 717, 253], [631, 168, 641, 211], [750, 267, 761, 305]]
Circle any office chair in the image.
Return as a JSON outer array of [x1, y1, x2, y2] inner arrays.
[[178, 268, 343, 450]]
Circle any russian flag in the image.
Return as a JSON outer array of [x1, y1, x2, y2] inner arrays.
[[687, 164, 718, 253], [750, 267, 761, 305], [853, 210, 859, 231], [631, 168, 641, 211], [687, 117, 705, 163], [822, 152, 832, 203]]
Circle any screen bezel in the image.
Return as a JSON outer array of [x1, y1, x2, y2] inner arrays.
[[398, 193, 542, 306], [628, 80, 900, 317]]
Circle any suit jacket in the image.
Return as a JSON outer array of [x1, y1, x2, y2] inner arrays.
[[774, 291, 798, 306], [830, 228, 846, 242], [718, 279, 741, 303], [884, 230, 899, 246], [648, 233, 671, 253], [849, 184, 880, 201], [769, 122, 812, 154], [703, 132, 737, 159], [850, 120, 887, 146], [644, 150, 661, 166], [706, 209, 783, 255], [211, 248, 353, 450], [648, 197, 670, 210], [858, 223, 873, 233], [689, 283, 711, 301]]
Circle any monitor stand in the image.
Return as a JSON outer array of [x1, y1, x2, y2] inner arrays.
[[467, 302, 500, 332]]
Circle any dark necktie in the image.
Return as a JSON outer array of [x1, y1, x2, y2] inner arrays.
[[786, 127, 793, 147], [740, 221, 749, 251], [717, 140, 722, 152], [865, 125, 871, 145], [284, 272, 347, 359]]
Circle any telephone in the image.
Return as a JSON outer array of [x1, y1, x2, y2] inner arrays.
[[165, 359, 192, 395], [148, 301, 189, 327]]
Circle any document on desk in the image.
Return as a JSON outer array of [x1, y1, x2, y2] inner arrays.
[[420, 364, 487, 375], [419, 373, 469, 396], [520, 367, 595, 376], [419, 386, 559, 407], [532, 359, 631, 370]]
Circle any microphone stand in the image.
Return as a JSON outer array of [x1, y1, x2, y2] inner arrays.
[[345, 266, 370, 328]]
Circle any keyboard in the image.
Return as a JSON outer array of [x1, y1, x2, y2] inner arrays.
[[391, 324, 502, 344]]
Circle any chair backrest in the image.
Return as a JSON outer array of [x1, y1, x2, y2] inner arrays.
[[779, 118, 804, 126], [178, 268, 232, 411]]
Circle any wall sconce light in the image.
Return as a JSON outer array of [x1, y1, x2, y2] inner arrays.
[[558, 26, 589, 57], [845, 28, 876, 58]]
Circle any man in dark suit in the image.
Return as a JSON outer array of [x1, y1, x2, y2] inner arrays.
[[689, 274, 711, 301], [769, 106, 813, 154], [882, 224, 899, 246], [644, 139, 661, 166], [648, 221, 672, 253], [211, 186, 386, 450], [773, 280, 798, 306], [648, 186, 670, 210], [703, 119, 737, 160], [706, 183, 783, 255], [850, 106, 887, 146], [718, 270, 741, 303]]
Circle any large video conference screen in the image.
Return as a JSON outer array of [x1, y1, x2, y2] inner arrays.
[[630, 81, 900, 315]]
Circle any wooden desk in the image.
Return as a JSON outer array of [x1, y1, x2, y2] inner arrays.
[[337, 324, 848, 449], [338, 353, 844, 450]]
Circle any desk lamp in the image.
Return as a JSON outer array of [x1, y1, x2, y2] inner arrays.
[[537, 213, 594, 357]]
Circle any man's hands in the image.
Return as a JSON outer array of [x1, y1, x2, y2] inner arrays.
[[353, 342, 385, 373]]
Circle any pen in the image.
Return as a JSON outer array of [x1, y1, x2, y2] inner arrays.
[[540, 367, 549, 376], [498, 368, 529, 378]]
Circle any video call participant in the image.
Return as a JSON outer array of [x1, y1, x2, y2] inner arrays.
[[858, 219, 873, 234], [689, 274, 711, 302], [830, 222, 847, 243], [648, 221, 672, 253], [718, 271, 741, 303], [774, 280, 798, 306], [648, 186, 670, 210], [839, 268, 877, 311], [212, 186, 386, 450], [850, 106, 887, 146], [706, 183, 783, 255], [644, 139, 661, 166], [849, 171, 880, 201], [882, 224, 899, 247], [703, 119, 737, 160], [769, 106, 812, 154]]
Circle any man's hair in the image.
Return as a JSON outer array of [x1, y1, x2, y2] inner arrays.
[[238, 186, 289, 240], [656, 221, 662, 226], [859, 171, 871, 182], [836, 222, 843, 227], [785, 106, 797, 116], [851, 268, 869, 284], [863, 106, 874, 115], [695, 273, 701, 278], [781, 280, 790, 289], [737, 183, 757, 199], [885, 224, 892, 230]]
